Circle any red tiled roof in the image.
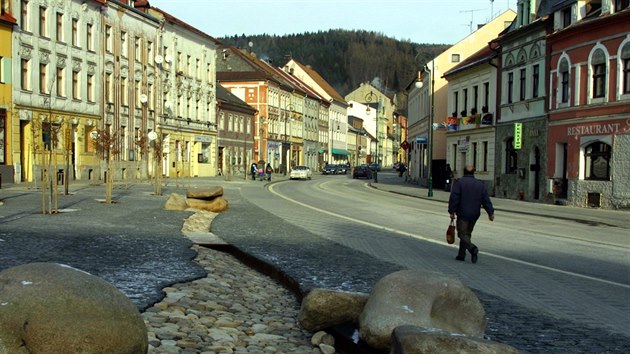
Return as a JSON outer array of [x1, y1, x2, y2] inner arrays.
[[290, 60, 347, 105]]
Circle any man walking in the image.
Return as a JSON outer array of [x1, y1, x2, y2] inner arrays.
[[448, 165, 495, 263]]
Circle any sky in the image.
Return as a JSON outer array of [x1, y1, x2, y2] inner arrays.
[[148, 0, 516, 45]]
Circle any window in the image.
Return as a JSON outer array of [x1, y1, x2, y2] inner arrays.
[[39, 63, 48, 94], [0, 110, 5, 164], [42, 122, 61, 150], [21, 58, 31, 91], [196, 59, 201, 79], [453, 91, 459, 116], [87, 74, 94, 102], [85, 127, 96, 153], [562, 7, 572, 28], [56, 67, 64, 97], [105, 25, 112, 53], [482, 141, 488, 172], [21, 0, 30, 32], [0, 56, 5, 83], [622, 45, 630, 94], [39, 6, 47, 37], [105, 72, 113, 103], [147, 41, 153, 65], [505, 137, 518, 174], [616, 0, 630, 12], [507, 72, 514, 103], [559, 59, 570, 103], [120, 31, 127, 57], [591, 49, 606, 98], [519, 68, 527, 101], [71, 18, 79, 47], [584, 142, 610, 180], [462, 88, 468, 115], [199, 143, 210, 163], [135, 80, 142, 108], [55, 12, 63, 42], [121, 77, 128, 106], [483, 82, 490, 109], [86, 24, 93, 51], [187, 55, 192, 76], [473, 85, 479, 112], [472, 142, 478, 170], [532, 64, 539, 98], [134, 36, 141, 62], [451, 54, 460, 63], [148, 83, 154, 110], [72, 70, 80, 99]]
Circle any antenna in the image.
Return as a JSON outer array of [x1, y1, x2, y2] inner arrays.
[[460, 8, 486, 33]]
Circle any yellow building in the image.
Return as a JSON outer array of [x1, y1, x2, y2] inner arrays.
[[0, 7, 16, 184]]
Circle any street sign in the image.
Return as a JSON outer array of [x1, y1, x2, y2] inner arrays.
[[514, 123, 522, 149], [400, 140, 410, 150], [416, 136, 427, 144]]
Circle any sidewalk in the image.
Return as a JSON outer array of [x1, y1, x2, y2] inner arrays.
[[368, 171, 630, 230]]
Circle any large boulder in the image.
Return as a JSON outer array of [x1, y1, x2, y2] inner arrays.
[[298, 288, 369, 331], [186, 196, 229, 212], [164, 193, 188, 211], [186, 186, 224, 200], [359, 270, 486, 351], [391, 325, 519, 354], [0, 263, 148, 354]]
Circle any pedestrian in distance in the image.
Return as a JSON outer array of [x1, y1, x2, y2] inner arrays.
[[250, 162, 258, 181], [265, 163, 273, 181], [447, 165, 495, 263], [445, 163, 454, 191]]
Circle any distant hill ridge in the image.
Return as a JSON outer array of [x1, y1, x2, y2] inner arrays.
[[219, 29, 449, 98]]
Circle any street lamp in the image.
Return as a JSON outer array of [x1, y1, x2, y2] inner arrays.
[[285, 103, 294, 175], [425, 61, 435, 197], [365, 91, 379, 183]]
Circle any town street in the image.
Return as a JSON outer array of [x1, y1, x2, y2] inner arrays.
[[241, 170, 630, 341]]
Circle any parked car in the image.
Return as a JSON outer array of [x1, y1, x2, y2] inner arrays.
[[289, 166, 313, 180], [368, 163, 381, 172], [337, 164, 350, 174], [353, 165, 372, 179], [322, 164, 339, 175]]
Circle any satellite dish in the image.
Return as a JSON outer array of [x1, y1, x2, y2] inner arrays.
[[90, 130, 99, 139], [139, 94, 148, 103], [148, 131, 158, 141], [155, 55, 163, 64], [248, 41, 254, 48], [432, 123, 439, 130], [164, 54, 172, 63]]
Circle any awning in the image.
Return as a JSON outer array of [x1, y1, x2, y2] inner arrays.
[[332, 148, 350, 155]]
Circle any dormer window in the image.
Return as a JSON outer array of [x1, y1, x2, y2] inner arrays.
[[616, 0, 630, 11], [562, 7, 572, 28]]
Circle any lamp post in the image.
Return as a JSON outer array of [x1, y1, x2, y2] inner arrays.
[[425, 61, 435, 197], [285, 104, 294, 175], [365, 91, 379, 183]]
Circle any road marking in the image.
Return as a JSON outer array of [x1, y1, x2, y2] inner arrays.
[[269, 182, 630, 290]]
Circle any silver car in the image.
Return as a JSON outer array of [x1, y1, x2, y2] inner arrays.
[[289, 166, 313, 180]]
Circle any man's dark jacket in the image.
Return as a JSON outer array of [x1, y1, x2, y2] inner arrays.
[[448, 175, 494, 221]]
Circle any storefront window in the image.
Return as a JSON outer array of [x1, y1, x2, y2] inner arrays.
[[585, 142, 610, 180], [505, 137, 518, 174], [198, 142, 210, 163]]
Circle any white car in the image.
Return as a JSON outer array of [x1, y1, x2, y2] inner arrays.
[[289, 166, 313, 180]]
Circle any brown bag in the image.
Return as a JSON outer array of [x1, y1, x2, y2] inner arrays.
[[446, 220, 456, 244]]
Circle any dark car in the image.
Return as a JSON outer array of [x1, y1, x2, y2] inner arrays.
[[337, 164, 350, 174], [368, 163, 381, 172], [353, 165, 372, 179], [322, 164, 338, 175]]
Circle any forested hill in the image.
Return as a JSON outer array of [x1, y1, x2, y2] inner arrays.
[[219, 30, 449, 98]]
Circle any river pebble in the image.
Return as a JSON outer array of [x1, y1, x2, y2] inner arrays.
[[143, 245, 322, 353]]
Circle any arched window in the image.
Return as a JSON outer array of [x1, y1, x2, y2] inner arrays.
[[505, 137, 518, 174], [584, 142, 611, 180], [559, 58, 570, 103], [591, 49, 607, 98], [621, 43, 630, 95]]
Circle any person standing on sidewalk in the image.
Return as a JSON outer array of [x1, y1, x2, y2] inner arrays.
[[265, 163, 273, 181], [250, 162, 258, 181], [448, 165, 495, 263]]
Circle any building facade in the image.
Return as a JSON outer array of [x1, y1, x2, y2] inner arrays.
[[547, 1, 630, 208], [0, 1, 16, 184]]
